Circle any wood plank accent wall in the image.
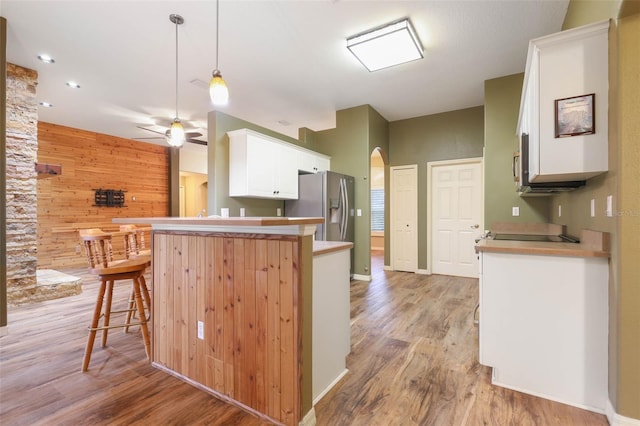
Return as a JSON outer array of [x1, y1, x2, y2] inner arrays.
[[152, 231, 303, 426], [37, 122, 169, 269]]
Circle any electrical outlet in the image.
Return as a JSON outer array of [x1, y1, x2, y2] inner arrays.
[[356, 209, 362, 217], [512, 206, 520, 217], [197, 321, 204, 340], [276, 208, 282, 217]]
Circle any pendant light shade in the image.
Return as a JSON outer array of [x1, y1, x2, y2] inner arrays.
[[169, 13, 185, 148], [210, 0, 229, 105], [210, 70, 229, 106], [168, 118, 185, 147]]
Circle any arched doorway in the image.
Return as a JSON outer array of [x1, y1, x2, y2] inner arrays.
[[370, 148, 387, 270]]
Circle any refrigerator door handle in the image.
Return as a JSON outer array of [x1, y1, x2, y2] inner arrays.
[[340, 178, 348, 241]]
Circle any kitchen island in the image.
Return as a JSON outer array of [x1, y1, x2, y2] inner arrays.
[[114, 217, 352, 426], [476, 229, 610, 413]]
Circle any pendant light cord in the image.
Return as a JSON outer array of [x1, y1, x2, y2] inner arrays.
[[175, 17, 179, 119], [215, 0, 220, 70]]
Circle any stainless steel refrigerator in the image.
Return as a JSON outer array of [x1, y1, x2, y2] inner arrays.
[[284, 171, 355, 271]]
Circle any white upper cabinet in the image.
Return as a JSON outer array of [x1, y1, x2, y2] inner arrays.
[[298, 149, 330, 174], [227, 128, 330, 200], [517, 20, 609, 183]]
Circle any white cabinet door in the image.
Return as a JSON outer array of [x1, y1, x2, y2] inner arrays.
[[228, 128, 299, 200], [245, 133, 277, 198], [298, 150, 330, 174], [274, 143, 298, 199]]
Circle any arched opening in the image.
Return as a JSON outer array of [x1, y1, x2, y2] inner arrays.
[[370, 148, 387, 266]]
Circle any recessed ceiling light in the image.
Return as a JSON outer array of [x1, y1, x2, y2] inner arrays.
[[37, 54, 55, 64], [347, 18, 424, 72], [39, 101, 54, 108], [66, 81, 81, 89]]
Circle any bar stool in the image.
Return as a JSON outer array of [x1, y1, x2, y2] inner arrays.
[[119, 224, 151, 258], [79, 229, 151, 372], [119, 225, 152, 331]]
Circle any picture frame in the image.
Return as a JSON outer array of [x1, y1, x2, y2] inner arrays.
[[555, 93, 595, 138]]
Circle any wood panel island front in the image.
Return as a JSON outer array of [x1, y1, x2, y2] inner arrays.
[[113, 217, 348, 426]]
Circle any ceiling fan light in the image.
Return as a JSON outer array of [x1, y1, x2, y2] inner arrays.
[[210, 70, 229, 106], [168, 119, 185, 147]]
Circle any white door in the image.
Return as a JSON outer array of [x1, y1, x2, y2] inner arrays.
[[430, 160, 483, 278], [391, 165, 417, 272]]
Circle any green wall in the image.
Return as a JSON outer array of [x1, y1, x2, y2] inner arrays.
[[388, 106, 485, 270], [484, 74, 550, 227]]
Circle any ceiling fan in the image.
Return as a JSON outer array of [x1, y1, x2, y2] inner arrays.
[[134, 125, 207, 146]]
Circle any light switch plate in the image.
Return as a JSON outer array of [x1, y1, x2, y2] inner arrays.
[[512, 206, 520, 216], [356, 209, 362, 217], [606, 195, 613, 217], [558, 205, 562, 217], [590, 199, 596, 217]]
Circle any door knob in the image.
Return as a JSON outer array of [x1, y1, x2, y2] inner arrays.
[[470, 224, 479, 229]]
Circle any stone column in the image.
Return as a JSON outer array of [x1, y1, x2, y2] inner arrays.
[[5, 63, 38, 305]]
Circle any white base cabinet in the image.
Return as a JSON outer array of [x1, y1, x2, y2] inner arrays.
[[479, 251, 608, 412]]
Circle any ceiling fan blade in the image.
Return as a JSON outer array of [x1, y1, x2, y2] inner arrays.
[[186, 138, 207, 146], [185, 131, 203, 138], [136, 126, 168, 136]]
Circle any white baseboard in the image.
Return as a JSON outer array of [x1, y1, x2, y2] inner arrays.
[[352, 273, 371, 282], [383, 265, 392, 271], [300, 407, 316, 426], [313, 368, 349, 406], [607, 399, 640, 426], [491, 377, 605, 415], [416, 269, 430, 275]]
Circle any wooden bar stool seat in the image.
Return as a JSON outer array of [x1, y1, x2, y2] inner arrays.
[[79, 229, 151, 372]]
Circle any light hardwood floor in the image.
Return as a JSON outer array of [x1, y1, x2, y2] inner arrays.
[[0, 252, 607, 425]]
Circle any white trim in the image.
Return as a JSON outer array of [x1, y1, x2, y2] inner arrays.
[[313, 368, 349, 406], [491, 378, 605, 415], [383, 265, 392, 271], [426, 157, 484, 276], [299, 407, 317, 426], [416, 269, 430, 275], [607, 399, 640, 426], [352, 273, 372, 282]]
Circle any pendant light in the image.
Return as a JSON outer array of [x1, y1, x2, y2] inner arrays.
[[168, 14, 185, 147], [209, 0, 229, 106]]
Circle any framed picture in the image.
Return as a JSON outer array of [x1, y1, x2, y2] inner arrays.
[[555, 93, 595, 138]]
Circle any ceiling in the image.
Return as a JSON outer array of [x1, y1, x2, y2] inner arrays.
[[2, 0, 569, 147]]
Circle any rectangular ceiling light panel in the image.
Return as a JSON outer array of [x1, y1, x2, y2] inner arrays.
[[347, 19, 423, 72]]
